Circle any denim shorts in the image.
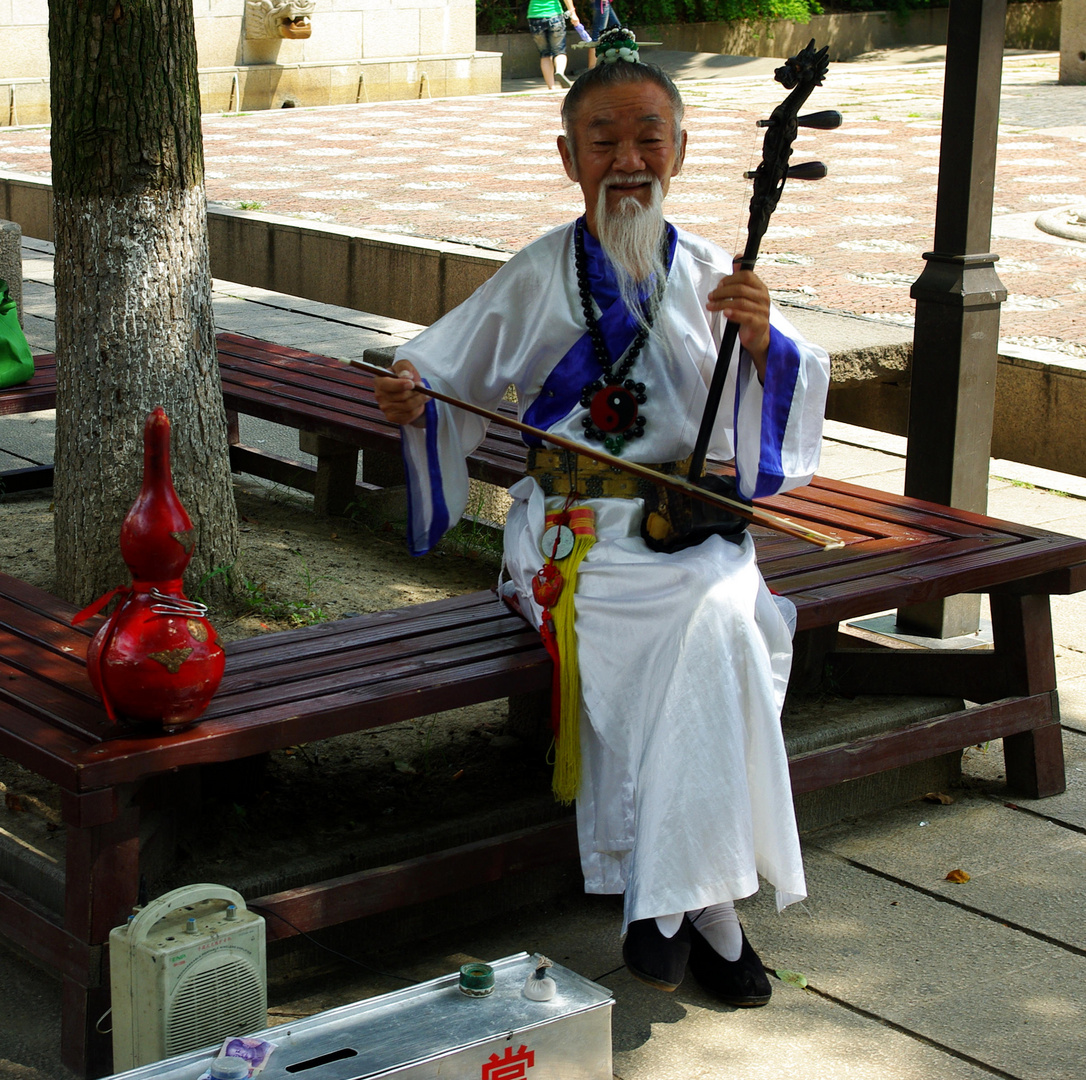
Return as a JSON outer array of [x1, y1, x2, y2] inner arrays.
[[529, 15, 567, 58], [592, 0, 620, 41]]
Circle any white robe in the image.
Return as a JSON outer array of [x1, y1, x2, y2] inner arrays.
[[395, 221, 830, 927]]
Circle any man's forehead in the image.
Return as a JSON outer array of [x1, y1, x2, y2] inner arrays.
[[574, 84, 678, 128]]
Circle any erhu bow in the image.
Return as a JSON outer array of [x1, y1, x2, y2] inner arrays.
[[685, 40, 842, 489], [351, 357, 843, 549]]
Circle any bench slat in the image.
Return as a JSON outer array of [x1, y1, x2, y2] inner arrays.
[[222, 588, 504, 661], [0, 360, 56, 416], [788, 538, 1085, 630], [212, 617, 544, 709]]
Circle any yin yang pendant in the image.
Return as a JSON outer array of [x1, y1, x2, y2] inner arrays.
[[580, 378, 648, 450]]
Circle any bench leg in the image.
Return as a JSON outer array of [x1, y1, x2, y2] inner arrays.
[[226, 408, 240, 450], [1004, 698, 1066, 798], [361, 448, 405, 489], [990, 594, 1065, 798], [61, 787, 141, 1079], [298, 432, 359, 516]]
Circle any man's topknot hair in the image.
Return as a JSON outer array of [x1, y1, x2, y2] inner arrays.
[[560, 58, 685, 146]]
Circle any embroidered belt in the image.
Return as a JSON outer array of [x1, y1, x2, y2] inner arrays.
[[526, 447, 694, 501]]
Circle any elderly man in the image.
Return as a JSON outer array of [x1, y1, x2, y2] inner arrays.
[[375, 36, 829, 1005]]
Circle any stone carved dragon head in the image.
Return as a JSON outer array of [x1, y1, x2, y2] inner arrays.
[[245, 0, 316, 40]]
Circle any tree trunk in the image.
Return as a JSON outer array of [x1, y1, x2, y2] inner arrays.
[[49, 0, 239, 606]]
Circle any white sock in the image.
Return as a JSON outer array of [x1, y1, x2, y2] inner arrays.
[[654, 912, 683, 939], [689, 902, 742, 961]]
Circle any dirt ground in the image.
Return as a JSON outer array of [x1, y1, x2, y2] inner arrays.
[[0, 480, 560, 898]]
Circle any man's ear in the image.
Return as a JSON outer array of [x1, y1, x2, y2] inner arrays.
[[672, 129, 687, 177], [558, 134, 578, 182]]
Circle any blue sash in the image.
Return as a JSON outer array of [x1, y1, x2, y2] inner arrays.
[[522, 219, 677, 446]]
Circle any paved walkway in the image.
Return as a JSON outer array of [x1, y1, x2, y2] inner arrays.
[[3, 50, 1086, 1080], [3, 49, 1084, 356]]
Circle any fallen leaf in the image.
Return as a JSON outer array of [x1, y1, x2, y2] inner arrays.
[[775, 968, 808, 988], [945, 868, 971, 883], [452, 769, 465, 781], [923, 791, 954, 804], [394, 760, 417, 775], [4, 792, 26, 813]]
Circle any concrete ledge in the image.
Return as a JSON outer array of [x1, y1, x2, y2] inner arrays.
[[208, 205, 510, 326], [0, 59, 503, 128]]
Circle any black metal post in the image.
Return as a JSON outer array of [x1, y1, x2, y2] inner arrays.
[[899, 0, 1009, 638]]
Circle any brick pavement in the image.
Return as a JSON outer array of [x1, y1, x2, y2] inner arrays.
[[2, 51, 1083, 351]]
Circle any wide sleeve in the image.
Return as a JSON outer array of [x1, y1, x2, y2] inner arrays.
[[731, 307, 831, 500], [393, 240, 568, 554]]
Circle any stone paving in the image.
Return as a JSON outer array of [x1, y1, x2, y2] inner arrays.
[[3, 50, 1084, 355]]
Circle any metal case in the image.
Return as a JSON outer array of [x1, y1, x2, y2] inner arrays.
[[105, 952, 613, 1080]]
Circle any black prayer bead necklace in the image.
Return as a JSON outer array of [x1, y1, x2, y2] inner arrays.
[[574, 219, 665, 454]]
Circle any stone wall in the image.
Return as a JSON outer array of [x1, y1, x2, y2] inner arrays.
[[482, 2, 1063, 80], [0, 1, 500, 125]]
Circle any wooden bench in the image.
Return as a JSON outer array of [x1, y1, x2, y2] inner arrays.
[[0, 335, 519, 514], [4, 335, 1086, 1075]]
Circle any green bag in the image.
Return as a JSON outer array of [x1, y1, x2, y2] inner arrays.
[[0, 278, 33, 390]]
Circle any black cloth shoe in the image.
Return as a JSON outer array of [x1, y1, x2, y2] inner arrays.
[[555, 70, 573, 89], [688, 922, 772, 1007], [622, 917, 691, 991]]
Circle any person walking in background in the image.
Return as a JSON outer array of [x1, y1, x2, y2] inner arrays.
[[528, 0, 583, 89], [587, 0, 621, 68]]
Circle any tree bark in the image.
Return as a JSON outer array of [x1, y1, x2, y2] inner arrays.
[[49, 0, 239, 606]]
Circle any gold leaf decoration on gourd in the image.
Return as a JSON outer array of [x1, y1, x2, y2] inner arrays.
[[148, 647, 193, 674]]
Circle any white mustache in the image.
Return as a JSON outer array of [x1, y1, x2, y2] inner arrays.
[[601, 173, 656, 191]]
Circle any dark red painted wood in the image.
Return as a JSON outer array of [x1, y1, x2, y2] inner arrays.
[[252, 818, 579, 941]]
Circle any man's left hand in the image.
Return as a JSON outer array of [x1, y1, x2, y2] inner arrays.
[[706, 267, 771, 380]]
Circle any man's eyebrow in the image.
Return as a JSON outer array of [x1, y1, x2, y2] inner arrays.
[[586, 112, 668, 129]]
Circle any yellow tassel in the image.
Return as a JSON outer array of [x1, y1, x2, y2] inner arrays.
[[546, 507, 595, 804]]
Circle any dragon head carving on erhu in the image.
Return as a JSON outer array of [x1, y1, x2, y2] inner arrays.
[[741, 40, 843, 271], [684, 39, 843, 497]]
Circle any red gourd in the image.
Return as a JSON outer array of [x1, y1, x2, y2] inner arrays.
[[79, 408, 225, 732]]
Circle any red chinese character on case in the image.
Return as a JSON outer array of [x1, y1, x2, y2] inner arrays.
[[481, 1043, 535, 1080]]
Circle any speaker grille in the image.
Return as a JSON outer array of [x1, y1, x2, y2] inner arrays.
[[165, 952, 266, 1056]]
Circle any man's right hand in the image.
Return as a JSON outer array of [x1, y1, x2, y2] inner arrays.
[[374, 359, 427, 426]]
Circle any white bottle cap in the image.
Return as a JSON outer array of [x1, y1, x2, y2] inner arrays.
[[209, 1054, 250, 1080]]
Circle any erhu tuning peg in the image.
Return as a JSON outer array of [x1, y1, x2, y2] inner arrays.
[[798, 109, 843, 129], [756, 109, 842, 130], [743, 161, 828, 181], [787, 161, 828, 180]]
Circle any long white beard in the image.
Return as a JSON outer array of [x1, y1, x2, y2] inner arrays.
[[595, 174, 667, 332]]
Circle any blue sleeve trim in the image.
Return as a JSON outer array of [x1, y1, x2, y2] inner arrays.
[[751, 327, 802, 499], [404, 387, 449, 556]]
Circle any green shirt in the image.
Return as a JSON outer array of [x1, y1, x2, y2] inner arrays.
[[527, 0, 563, 19]]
